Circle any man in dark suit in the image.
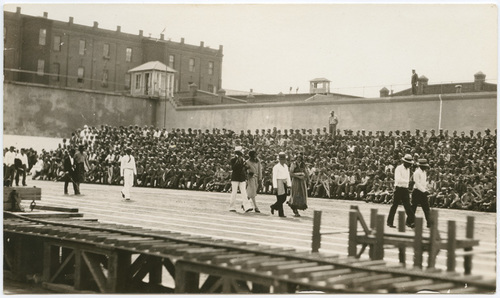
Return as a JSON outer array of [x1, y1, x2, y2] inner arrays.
[[63, 149, 79, 195], [411, 69, 418, 95]]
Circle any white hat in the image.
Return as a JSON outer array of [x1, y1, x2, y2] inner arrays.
[[234, 146, 243, 152], [402, 154, 413, 163]]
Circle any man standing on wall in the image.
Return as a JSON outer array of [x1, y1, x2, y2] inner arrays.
[[411, 69, 418, 95], [328, 111, 338, 136]]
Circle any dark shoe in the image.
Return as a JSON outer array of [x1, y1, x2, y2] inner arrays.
[[255, 208, 261, 213], [121, 191, 125, 199], [270, 205, 275, 215], [406, 223, 415, 229], [387, 224, 396, 228], [64, 192, 68, 195], [229, 210, 237, 212], [279, 215, 287, 218], [294, 213, 301, 217], [245, 208, 254, 213]]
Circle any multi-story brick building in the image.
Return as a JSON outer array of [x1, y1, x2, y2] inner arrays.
[[3, 8, 223, 95]]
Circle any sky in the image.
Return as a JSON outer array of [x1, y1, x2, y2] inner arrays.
[[3, 1, 498, 97]]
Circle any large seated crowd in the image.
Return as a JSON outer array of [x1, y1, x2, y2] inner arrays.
[[10, 124, 497, 212]]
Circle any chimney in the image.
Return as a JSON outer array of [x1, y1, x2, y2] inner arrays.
[[219, 45, 223, 52], [181, 37, 185, 44], [379, 87, 389, 98], [474, 71, 486, 91], [247, 89, 255, 103], [200, 41, 204, 47], [160, 34, 164, 40], [69, 16, 73, 24], [43, 12, 48, 18], [93, 21, 98, 28], [455, 85, 462, 93], [116, 25, 121, 32], [139, 30, 143, 37], [16, 7, 21, 14], [417, 75, 428, 95]]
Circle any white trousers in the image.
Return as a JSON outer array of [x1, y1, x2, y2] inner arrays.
[[121, 169, 134, 199], [229, 181, 253, 211]]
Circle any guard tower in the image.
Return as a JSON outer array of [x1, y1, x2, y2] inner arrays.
[[128, 61, 176, 99], [309, 78, 331, 94]]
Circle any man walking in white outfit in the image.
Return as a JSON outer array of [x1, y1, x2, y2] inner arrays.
[[120, 147, 137, 201]]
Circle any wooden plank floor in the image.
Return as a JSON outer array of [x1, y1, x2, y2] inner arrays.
[[14, 180, 497, 279]]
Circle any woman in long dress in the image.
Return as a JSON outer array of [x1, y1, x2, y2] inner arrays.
[[288, 153, 309, 217], [246, 150, 262, 213]]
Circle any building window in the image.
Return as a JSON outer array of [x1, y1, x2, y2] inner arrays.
[[79, 40, 86, 55], [126, 48, 132, 62], [51, 63, 60, 81], [37, 59, 45, 76], [53, 36, 61, 51], [168, 55, 175, 69], [77, 67, 84, 83], [208, 84, 215, 93], [101, 69, 109, 87], [103, 43, 110, 58], [124, 74, 131, 90], [208, 61, 214, 75], [135, 74, 141, 89], [189, 58, 195, 72], [39, 29, 46, 46]]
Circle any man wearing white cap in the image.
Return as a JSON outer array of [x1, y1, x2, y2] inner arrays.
[[120, 147, 137, 201], [387, 154, 415, 228], [229, 146, 253, 212]]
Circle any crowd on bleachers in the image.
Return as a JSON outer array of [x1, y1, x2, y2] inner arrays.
[[6, 124, 496, 212]]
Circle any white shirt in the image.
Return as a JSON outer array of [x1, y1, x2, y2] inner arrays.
[[413, 168, 428, 193], [4, 150, 16, 166], [120, 154, 137, 176], [394, 164, 410, 188], [16, 153, 28, 166], [272, 162, 292, 188]]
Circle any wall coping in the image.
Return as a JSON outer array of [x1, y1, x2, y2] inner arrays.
[[173, 91, 497, 111], [4, 80, 153, 102]]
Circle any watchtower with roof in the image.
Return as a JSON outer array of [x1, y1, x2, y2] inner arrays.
[[309, 78, 331, 94], [128, 61, 176, 98]]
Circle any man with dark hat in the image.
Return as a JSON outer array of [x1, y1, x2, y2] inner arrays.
[[63, 149, 78, 195], [120, 147, 137, 201], [73, 145, 89, 195], [387, 154, 416, 228], [411, 69, 418, 95], [411, 159, 431, 228], [229, 146, 253, 212]]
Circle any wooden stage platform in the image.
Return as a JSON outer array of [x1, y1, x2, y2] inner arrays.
[[12, 180, 497, 280]]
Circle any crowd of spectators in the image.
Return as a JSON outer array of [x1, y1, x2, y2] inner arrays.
[[7, 124, 496, 213]]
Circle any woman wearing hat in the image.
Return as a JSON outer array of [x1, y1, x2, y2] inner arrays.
[[288, 152, 309, 217], [387, 154, 416, 229], [246, 150, 262, 213], [271, 152, 292, 217], [411, 158, 431, 228]]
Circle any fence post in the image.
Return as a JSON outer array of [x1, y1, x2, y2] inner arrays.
[[311, 210, 322, 253], [373, 214, 385, 260], [398, 211, 406, 265], [464, 216, 474, 275], [348, 210, 358, 257], [428, 209, 439, 269], [369, 209, 377, 259], [447, 220, 457, 272], [413, 217, 423, 268]]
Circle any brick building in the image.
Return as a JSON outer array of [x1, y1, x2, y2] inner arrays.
[[3, 8, 223, 95]]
